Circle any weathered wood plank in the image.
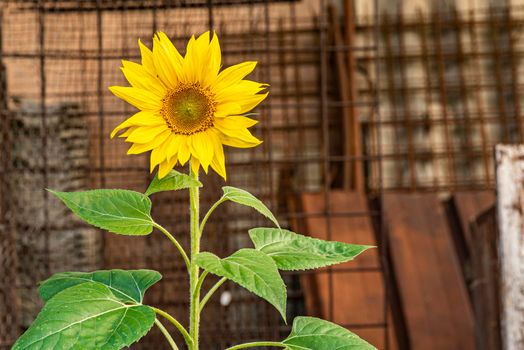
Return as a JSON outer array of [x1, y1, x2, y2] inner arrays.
[[469, 207, 501, 350], [496, 144, 524, 350], [297, 191, 396, 350], [453, 191, 496, 256], [384, 193, 475, 350]]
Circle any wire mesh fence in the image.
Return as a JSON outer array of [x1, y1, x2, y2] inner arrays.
[[0, 0, 382, 348], [0, 1, 522, 349]]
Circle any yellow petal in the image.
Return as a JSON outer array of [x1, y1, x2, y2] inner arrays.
[[178, 137, 191, 165], [109, 86, 162, 111], [182, 34, 201, 83], [215, 115, 258, 129], [200, 32, 221, 87], [213, 61, 257, 89], [238, 92, 268, 114], [158, 156, 178, 178], [165, 134, 182, 162], [150, 146, 166, 173], [190, 132, 214, 170], [191, 157, 201, 174], [208, 33, 221, 78], [216, 127, 262, 148], [153, 32, 183, 88], [209, 130, 226, 180], [138, 39, 156, 75], [121, 60, 166, 97], [111, 111, 165, 138], [220, 135, 262, 148], [157, 32, 184, 66], [215, 102, 241, 118], [118, 127, 136, 138], [127, 130, 171, 154], [215, 80, 266, 103], [126, 124, 168, 143]]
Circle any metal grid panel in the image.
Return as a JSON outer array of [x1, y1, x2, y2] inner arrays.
[[374, 6, 524, 191], [0, 0, 383, 349]]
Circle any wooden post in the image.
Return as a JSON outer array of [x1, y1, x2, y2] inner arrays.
[[496, 144, 524, 350]]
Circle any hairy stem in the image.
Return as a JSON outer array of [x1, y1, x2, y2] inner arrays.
[[194, 271, 208, 295], [225, 341, 287, 350], [199, 277, 227, 312], [154, 319, 179, 350], [152, 307, 193, 348], [189, 164, 201, 350], [153, 222, 190, 273]]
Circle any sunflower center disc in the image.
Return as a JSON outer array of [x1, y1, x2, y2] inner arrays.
[[161, 84, 216, 135]]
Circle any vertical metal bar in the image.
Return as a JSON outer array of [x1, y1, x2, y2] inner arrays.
[[151, 3, 157, 33], [318, 0, 334, 322], [278, 19, 291, 161], [374, 0, 391, 348], [505, 7, 523, 141], [382, 15, 403, 187], [291, 2, 304, 189], [0, 7, 21, 346], [96, 0, 105, 188], [396, 11, 417, 189], [263, 0, 275, 217], [329, 4, 354, 189], [433, 10, 456, 187], [453, 9, 474, 180], [37, 0, 50, 277], [95, 0, 106, 269], [418, 10, 440, 189], [344, 0, 364, 191], [207, 0, 214, 31], [489, 7, 510, 142], [467, 8, 492, 188], [262, 0, 278, 340]]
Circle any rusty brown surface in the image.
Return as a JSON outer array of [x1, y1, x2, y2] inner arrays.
[[1, 2, 523, 349], [469, 207, 501, 350], [383, 193, 475, 350], [297, 191, 396, 350]]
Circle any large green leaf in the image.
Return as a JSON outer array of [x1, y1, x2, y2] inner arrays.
[[195, 248, 287, 321], [13, 282, 156, 350], [145, 169, 202, 196], [249, 228, 372, 271], [283, 317, 376, 350], [49, 189, 153, 235], [39, 269, 162, 303], [221, 186, 280, 228]]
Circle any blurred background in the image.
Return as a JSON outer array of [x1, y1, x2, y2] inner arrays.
[[0, 0, 520, 349]]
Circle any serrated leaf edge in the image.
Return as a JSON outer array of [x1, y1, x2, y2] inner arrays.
[[248, 228, 374, 271], [195, 250, 287, 321], [145, 170, 202, 196], [222, 186, 281, 228], [48, 189, 154, 235]]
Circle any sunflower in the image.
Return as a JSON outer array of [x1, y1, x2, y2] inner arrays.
[[109, 31, 268, 179]]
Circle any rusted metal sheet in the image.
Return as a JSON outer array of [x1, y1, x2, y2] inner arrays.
[[496, 144, 524, 350]]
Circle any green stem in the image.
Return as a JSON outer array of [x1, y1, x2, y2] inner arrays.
[[154, 318, 179, 350], [153, 222, 190, 273], [199, 277, 227, 312], [153, 307, 193, 348], [194, 271, 208, 295], [225, 341, 287, 350], [199, 197, 226, 238], [189, 164, 201, 350]]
